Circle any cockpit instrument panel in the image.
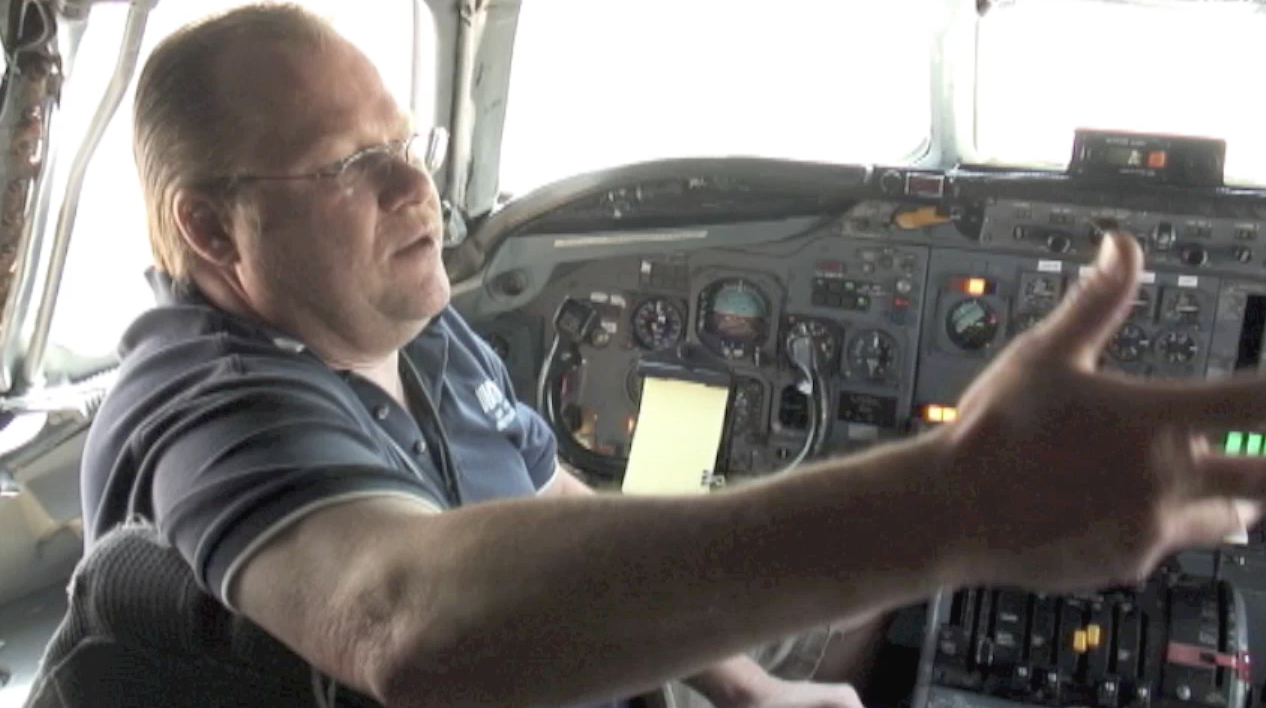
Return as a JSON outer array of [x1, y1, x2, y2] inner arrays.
[[468, 163, 1266, 699]]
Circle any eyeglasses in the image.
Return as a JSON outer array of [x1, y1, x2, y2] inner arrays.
[[207, 125, 449, 190]]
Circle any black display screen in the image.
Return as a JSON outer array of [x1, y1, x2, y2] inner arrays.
[[1235, 294, 1266, 371]]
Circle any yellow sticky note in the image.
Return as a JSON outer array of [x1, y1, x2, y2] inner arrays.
[[622, 377, 730, 495]]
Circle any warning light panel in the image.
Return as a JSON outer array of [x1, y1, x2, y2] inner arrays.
[[922, 404, 959, 423], [952, 277, 994, 297], [1225, 431, 1265, 456]]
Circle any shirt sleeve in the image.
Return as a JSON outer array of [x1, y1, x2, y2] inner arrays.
[[137, 362, 448, 608], [515, 400, 558, 491]]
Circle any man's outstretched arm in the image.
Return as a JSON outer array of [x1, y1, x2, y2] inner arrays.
[[231, 430, 960, 708], [540, 465, 843, 708], [228, 233, 1266, 708]]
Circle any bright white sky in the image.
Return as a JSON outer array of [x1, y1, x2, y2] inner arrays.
[[36, 0, 1266, 367]]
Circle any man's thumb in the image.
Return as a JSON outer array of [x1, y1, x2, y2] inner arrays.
[[1032, 230, 1144, 368]]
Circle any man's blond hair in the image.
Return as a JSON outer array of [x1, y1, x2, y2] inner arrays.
[[132, 3, 336, 283]]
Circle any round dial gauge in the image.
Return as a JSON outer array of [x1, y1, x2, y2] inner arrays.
[[1154, 330, 1198, 364], [631, 297, 685, 351], [697, 278, 770, 359], [784, 319, 837, 367], [946, 298, 1000, 351], [846, 329, 899, 382], [1108, 323, 1150, 362]]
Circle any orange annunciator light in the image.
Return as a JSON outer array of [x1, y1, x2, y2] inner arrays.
[[1147, 150, 1167, 169], [923, 404, 959, 423], [953, 277, 990, 296]]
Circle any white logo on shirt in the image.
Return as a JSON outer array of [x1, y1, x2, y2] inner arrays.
[[475, 379, 516, 431]]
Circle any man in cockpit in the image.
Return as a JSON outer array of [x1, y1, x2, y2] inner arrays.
[[79, 5, 1266, 708]]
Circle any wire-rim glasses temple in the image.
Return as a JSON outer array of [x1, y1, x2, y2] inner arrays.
[[202, 126, 449, 190]]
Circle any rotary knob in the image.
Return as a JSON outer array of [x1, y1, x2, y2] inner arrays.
[[1045, 232, 1072, 254], [1179, 245, 1208, 267], [1233, 246, 1253, 264], [879, 170, 904, 195]]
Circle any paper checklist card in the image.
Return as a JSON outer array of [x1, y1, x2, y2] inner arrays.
[[621, 377, 730, 496]]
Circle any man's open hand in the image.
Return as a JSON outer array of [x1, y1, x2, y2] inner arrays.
[[933, 230, 1265, 592]]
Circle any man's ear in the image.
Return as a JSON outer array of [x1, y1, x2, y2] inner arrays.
[[173, 189, 239, 268]]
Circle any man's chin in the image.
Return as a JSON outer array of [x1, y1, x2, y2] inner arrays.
[[390, 277, 451, 324]]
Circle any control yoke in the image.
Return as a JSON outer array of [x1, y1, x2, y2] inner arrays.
[[538, 297, 830, 486]]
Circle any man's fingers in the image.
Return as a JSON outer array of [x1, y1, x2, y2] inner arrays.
[[1028, 231, 1144, 369], [1139, 374, 1266, 429], [1173, 498, 1252, 548], [1194, 452, 1266, 499]]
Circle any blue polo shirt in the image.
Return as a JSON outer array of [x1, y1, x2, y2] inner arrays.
[[81, 271, 570, 657]]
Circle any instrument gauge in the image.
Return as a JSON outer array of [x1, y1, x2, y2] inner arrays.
[[945, 298, 1000, 351], [1108, 323, 1150, 362], [1154, 330, 1199, 364], [631, 297, 685, 351], [697, 278, 770, 360]]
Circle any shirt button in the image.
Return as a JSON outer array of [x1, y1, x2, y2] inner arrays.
[[374, 405, 390, 420], [412, 439, 427, 455]]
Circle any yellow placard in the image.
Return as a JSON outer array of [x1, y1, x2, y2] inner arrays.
[[622, 377, 730, 496]]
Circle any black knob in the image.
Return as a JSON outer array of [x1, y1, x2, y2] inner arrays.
[[1180, 245, 1208, 267], [1046, 232, 1072, 254], [1234, 246, 1253, 264], [879, 170, 904, 195], [497, 270, 529, 296]]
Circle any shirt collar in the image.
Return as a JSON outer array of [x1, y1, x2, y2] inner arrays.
[[146, 267, 306, 353]]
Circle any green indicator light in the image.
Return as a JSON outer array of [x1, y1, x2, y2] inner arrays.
[[1226, 431, 1245, 455], [1247, 434, 1263, 456]]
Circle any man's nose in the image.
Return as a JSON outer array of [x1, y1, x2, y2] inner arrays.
[[379, 160, 435, 213]]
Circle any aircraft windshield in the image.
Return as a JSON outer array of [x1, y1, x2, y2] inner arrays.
[[34, 0, 1266, 377], [973, 0, 1266, 185], [498, 0, 938, 197]]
